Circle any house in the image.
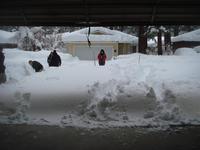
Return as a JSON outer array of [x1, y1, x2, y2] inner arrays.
[[0, 30, 16, 44], [172, 29, 200, 51], [0, 30, 17, 49], [62, 27, 138, 60]]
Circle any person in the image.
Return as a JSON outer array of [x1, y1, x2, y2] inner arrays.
[[0, 48, 6, 83], [47, 50, 61, 67], [97, 49, 107, 66], [28, 60, 44, 72]]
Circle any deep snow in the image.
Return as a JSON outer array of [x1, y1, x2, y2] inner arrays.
[[174, 47, 197, 56], [0, 48, 200, 128]]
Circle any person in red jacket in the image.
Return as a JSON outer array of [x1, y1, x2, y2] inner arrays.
[[97, 49, 107, 66]]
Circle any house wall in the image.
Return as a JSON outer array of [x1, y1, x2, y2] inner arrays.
[[172, 41, 200, 51], [0, 43, 17, 48], [64, 42, 137, 59], [118, 43, 136, 55], [64, 42, 118, 58], [65, 43, 74, 55]]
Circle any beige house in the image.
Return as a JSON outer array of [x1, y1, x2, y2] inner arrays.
[[62, 27, 138, 60]]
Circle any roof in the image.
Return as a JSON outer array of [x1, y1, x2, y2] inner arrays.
[[62, 27, 138, 44], [0, 0, 200, 26], [172, 29, 200, 42], [0, 30, 16, 44]]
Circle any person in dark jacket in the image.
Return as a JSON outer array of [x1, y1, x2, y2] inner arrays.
[[97, 49, 107, 66], [47, 50, 61, 67], [28, 60, 44, 72], [0, 48, 6, 83]]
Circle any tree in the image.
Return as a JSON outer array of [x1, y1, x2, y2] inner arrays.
[[164, 31, 171, 53], [31, 27, 46, 50], [157, 28, 162, 55], [138, 26, 147, 54], [146, 26, 169, 55], [14, 27, 36, 51]]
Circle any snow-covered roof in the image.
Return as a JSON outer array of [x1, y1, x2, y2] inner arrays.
[[62, 27, 138, 44], [172, 29, 200, 42], [0, 30, 16, 44]]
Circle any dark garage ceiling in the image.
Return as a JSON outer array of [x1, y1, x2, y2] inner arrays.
[[0, 0, 200, 26]]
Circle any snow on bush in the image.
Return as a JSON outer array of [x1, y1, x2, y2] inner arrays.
[[10, 27, 65, 51], [174, 47, 197, 56], [14, 27, 35, 51]]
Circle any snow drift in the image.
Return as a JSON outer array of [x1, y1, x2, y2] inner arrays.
[[0, 49, 200, 128], [174, 48, 197, 56]]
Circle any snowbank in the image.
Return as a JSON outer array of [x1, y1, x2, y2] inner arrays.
[[174, 48, 197, 56], [0, 49, 200, 128]]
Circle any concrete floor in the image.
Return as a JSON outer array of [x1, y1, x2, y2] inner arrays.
[[0, 124, 200, 150]]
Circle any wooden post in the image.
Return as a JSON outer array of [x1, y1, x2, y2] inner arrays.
[[138, 26, 147, 54], [0, 47, 6, 84], [157, 29, 162, 55]]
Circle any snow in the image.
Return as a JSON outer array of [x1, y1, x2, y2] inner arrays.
[[0, 48, 200, 128], [174, 47, 197, 56], [148, 36, 166, 48], [172, 28, 200, 42], [15, 27, 35, 40], [194, 46, 200, 53], [62, 27, 138, 44], [0, 30, 16, 43], [31, 27, 44, 33]]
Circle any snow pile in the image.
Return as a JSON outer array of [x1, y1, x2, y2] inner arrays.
[[78, 53, 200, 127], [0, 49, 200, 128], [174, 48, 197, 56], [7, 92, 31, 123], [172, 28, 200, 42], [62, 27, 138, 44]]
